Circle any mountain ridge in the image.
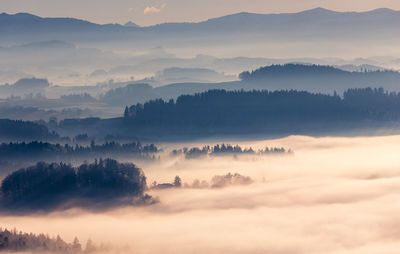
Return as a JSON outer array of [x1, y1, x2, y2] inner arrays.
[[1, 7, 399, 28], [1, 8, 400, 47]]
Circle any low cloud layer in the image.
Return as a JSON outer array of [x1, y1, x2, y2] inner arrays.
[[3, 135, 400, 253]]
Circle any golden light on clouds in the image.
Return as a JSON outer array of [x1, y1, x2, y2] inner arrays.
[[3, 135, 400, 253], [144, 6, 161, 14]]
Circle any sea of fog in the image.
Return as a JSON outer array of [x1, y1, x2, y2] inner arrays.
[[3, 135, 400, 254]]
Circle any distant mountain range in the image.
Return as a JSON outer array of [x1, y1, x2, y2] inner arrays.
[[1, 8, 400, 46]]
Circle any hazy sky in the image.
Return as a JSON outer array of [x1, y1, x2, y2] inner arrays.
[[1, 0, 400, 26]]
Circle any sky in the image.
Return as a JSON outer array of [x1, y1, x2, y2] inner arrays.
[[1, 0, 400, 26]]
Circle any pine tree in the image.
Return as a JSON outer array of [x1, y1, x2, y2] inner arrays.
[[124, 106, 129, 119]]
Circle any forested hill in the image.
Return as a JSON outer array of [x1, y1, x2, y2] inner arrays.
[[239, 64, 349, 79], [0, 159, 152, 210], [0, 119, 59, 141], [5, 88, 400, 140], [238, 64, 400, 92], [121, 88, 400, 136], [101, 65, 400, 107]]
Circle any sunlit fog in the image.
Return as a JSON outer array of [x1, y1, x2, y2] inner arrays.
[[2, 135, 400, 253]]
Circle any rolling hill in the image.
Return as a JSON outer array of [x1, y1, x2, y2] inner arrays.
[[1, 8, 400, 47]]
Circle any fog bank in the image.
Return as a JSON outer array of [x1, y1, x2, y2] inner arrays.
[[3, 135, 400, 254]]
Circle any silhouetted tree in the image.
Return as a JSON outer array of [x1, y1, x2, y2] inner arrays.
[[174, 176, 182, 187]]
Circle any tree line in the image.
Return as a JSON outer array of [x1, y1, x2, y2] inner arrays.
[[0, 228, 91, 253], [151, 173, 253, 190], [0, 141, 159, 161], [238, 64, 399, 80], [0, 119, 59, 141], [123, 88, 400, 134], [171, 144, 291, 159], [239, 64, 349, 80], [123, 89, 344, 127]]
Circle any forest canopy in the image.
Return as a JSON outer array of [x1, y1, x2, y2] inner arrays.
[[122, 88, 400, 135], [0, 119, 59, 141], [0, 159, 153, 211]]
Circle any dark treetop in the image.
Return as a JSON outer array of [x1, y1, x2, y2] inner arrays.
[[0, 159, 151, 211]]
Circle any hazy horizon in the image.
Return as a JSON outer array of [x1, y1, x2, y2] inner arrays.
[[1, 0, 400, 26]]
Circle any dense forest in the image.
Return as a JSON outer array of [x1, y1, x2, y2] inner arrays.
[[123, 89, 344, 127], [0, 228, 92, 253], [4, 87, 400, 140], [0, 119, 59, 141], [171, 144, 290, 159], [0, 141, 159, 161], [0, 159, 153, 211], [122, 88, 400, 136]]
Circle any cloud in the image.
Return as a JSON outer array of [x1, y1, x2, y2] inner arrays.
[[143, 3, 166, 15], [144, 6, 161, 14]]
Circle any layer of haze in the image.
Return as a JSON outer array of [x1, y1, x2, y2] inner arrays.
[[1, 0, 400, 25], [3, 135, 400, 253]]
